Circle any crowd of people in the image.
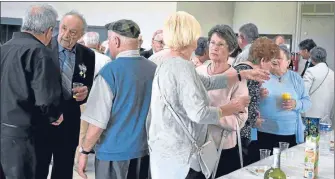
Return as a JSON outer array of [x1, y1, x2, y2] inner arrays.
[[1, 3, 334, 179]]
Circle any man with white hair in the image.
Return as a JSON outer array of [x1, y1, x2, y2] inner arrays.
[[34, 10, 95, 179], [74, 32, 111, 165], [77, 19, 156, 179], [0, 4, 62, 179], [140, 29, 164, 58], [83, 31, 111, 76]]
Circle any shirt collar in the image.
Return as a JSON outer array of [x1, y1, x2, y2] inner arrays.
[[58, 43, 77, 54], [116, 50, 140, 59]]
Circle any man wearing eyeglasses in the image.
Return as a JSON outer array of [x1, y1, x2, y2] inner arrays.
[[140, 29, 164, 58], [232, 23, 259, 67], [34, 11, 95, 179]]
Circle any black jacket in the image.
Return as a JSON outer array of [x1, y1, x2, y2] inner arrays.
[[49, 36, 95, 145], [140, 49, 153, 59], [0, 32, 62, 135]]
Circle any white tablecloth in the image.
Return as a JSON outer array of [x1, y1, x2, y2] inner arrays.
[[218, 143, 334, 179]]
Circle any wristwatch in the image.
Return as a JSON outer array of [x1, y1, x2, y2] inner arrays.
[[79, 146, 94, 155], [237, 71, 242, 81]]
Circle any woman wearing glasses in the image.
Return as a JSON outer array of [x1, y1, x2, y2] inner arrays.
[[258, 44, 312, 153], [196, 24, 249, 177], [147, 12, 270, 179], [234, 37, 281, 165]]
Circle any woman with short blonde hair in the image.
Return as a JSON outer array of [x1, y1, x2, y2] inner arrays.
[[147, 11, 270, 179]]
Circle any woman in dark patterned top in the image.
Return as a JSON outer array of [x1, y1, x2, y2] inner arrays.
[[234, 37, 280, 165]]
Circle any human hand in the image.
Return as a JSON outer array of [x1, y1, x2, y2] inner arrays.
[[227, 96, 250, 114], [260, 87, 269, 99], [77, 153, 88, 179], [282, 99, 297, 111], [73, 86, 88, 102], [240, 69, 270, 83], [51, 114, 63, 126]]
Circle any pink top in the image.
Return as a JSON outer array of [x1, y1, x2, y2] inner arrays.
[[196, 64, 249, 150]]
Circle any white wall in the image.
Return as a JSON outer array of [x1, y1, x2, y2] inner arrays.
[[0, 2, 177, 49], [176, 2, 234, 37], [233, 2, 298, 34]]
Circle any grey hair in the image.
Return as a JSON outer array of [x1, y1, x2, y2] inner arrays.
[[239, 23, 259, 44], [21, 4, 58, 34], [62, 10, 87, 32], [208, 24, 238, 53], [310, 46, 327, 63], [279, 44, 291, 60], [83, 32, 100, 46]]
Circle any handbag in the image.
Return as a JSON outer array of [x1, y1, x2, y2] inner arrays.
[[309, 67, 329, 96], [211, 115, 244, 179], [156, 74, 219, 179]]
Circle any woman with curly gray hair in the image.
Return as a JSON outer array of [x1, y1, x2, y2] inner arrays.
[[196, 24, 249, 177]]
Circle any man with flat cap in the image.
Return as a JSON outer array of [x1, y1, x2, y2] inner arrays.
[[77, 19, 156, 179]]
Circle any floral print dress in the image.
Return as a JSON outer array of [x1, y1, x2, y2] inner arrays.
[[234, 64, 261, 146]]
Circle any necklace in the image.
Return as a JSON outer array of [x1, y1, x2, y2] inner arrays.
[[273, 70, 287, 83], [208, 63, 230, 75]]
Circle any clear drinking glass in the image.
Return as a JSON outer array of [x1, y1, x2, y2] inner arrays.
[[279, 142, 290, 161], [259, 149, 271, 165], [329, 130, 334, 154], [72, 82, 84, 98]]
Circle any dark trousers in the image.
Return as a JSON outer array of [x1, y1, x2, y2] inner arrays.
[[242, 140, 260, 166], [0, 162, 5, 179], [257, 131, 297, 155], [215, 145, 241, 178], [35, 118, 80, 179], [185, 168, 206, 179], [1, 136, 36, 179]]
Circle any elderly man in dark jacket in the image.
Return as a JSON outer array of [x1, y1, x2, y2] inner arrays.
[[0, 4, 62, 179]]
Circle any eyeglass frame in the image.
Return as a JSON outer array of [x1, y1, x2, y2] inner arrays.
[[153, 39, 164, 45], [208, 41, 228, 49]]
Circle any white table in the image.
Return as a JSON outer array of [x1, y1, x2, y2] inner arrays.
[[218, 143, 334, 179]]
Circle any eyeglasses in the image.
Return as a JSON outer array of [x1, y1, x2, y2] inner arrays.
[[154, 40, 164, 45], [208, 41, 228, 49]]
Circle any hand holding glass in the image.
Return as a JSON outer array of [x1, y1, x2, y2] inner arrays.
[[72, 82, 84, 98]]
